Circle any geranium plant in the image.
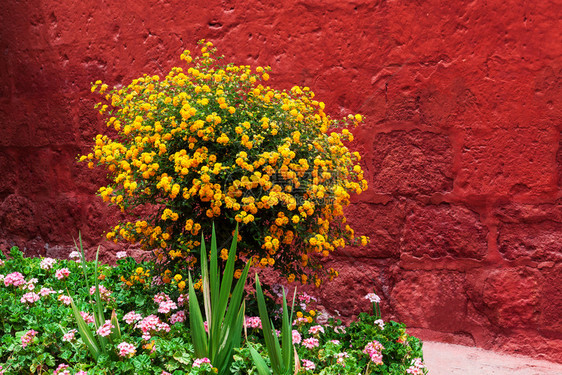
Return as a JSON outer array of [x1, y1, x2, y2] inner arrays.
[[80, 40, 369, 285]]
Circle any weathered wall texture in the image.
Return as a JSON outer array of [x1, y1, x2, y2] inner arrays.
[[1, 0, 561, 362]]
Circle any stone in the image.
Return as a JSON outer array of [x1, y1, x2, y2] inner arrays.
[[539, 264, 562, 337], [401, 203, 487, 259], [390, 271, 468, 332], [498, 222, 562, 262], [0, 194, 37, 238], [370, 130, 453, 196], [479, 268, 541, 328], [339, 200, 407, 258]]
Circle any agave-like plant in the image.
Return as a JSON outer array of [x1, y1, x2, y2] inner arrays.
[[188, 224, 252, 373], [249, 274, 299, 375], [69, 233, 121, 361]]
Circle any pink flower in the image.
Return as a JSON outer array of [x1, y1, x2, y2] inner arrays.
[[62, 329, 77, 342], [96, 320, 115, 337], [169, 311, 186, 325], [330, 340, 341, 345], [153, 292, 170, 304], [117, 341, 137, 358], [406, 358, 426, 374], [135, 314, 168, 340], [177, 294, 188, 307], [192, 357, 211, 368], [123, 311, 143, 325], [75, 371, 88, 375], [90, 285, 112, 301], [204, 321, 209, 333], [80, 311, 95, 324], [364, 293, 380, 304], [116, 251, 127, 259], [308, 325, 324, 335], [363, 340, 385, 365], [161, 372, 172, 375], [4, 272, 25, 287], [301, 359, 316, 371], [39, 287, 56, 296], [374, 319, 385, 329], [55, 268, 70, 280], [40, 258, 56, 270], [21, 329, 38, 347], [292, 330, 302, 344], [158, 300, 177, 314], [58, 295, 72, 305], [25, 278, 38, 290], [302, 337, 319, 349], [69, 251, 81, 260], [292, 317, 309, 326], [21, 292, 40, 304], [335, 351, 349, 366], [334, 325, 346, 334], [245, 316, 262, 329], [53, 364, 70, 375]]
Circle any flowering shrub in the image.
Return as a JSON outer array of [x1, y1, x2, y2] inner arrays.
[[80, 40, 369, 284]]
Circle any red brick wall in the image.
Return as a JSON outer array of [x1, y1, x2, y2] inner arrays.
[[1, 0, 561, 362]]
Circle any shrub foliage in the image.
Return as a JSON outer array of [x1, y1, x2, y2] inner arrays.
[[80, 40, 368, 284]]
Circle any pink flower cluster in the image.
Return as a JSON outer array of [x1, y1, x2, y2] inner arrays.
[[53, 364, 70, 375], [363, 340, 385, 365], [192, 357, 211, 368], [335, 351, 349, 366], [117, 341, 137, 358], [302, 337, 319, 349], [21, 329, 37, 347], [62, 329, 78, 342], [374, 319, 385, 329], [123, 311, 143, 325], [20, 292, 40, 304], [69, 251, 81, 260], [40, 258, 56, 270], [292, 317, 309, 326], [4, 272, 25, 287], [39, 287, 56, 297], [58, 295, 72, 305], [96, 320, 115, 337], [177, 293, 188, 307], [364, 293, 381, 304], [308, 325, 324, 335], [90, 285, 112, 301], [116, 251, 127, 259], [301, 359, 316, 371], [25, 278, 38, 290], [298, 292, 316, 310], [169, 311, 186, 325], [135, 314, 170, 340], [292, 330, 302, 344], [55, 268, 70, 280], [154, 293, 178, 314], [80, 311, 95, 324], [406, 358, 426, 374], [245, 316, 262, 329]]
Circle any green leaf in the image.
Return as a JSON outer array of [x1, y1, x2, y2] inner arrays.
[[188, 272, 208, 358], [249, 344, 272, 375], [69, 297, 101, 361]]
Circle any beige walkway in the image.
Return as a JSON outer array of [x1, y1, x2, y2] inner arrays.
[[423, 341, 562, 375]]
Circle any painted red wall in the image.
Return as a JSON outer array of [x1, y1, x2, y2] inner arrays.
[[1, 0, 561, 362]]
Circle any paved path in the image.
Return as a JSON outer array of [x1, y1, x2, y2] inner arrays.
[[422, 341, 562, 375]]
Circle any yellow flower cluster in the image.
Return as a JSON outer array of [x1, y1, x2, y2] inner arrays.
[[81, 40, 369, 284], [120, 266, 151, 287]]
